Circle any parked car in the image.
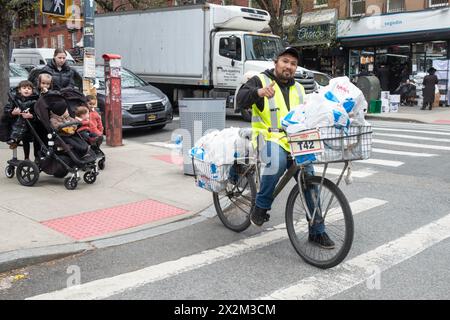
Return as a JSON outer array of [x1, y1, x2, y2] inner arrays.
[[28, 64, 173, 130], [9, 63, 29, 88], [73, 66, 173, 130], [312, 71, 332, 90]]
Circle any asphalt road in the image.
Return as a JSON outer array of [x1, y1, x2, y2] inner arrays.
[[1, 119, 450, 301]]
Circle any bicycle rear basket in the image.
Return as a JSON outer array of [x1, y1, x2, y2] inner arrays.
[[288, 125, 372, 165], [192, 158, 232, 193]]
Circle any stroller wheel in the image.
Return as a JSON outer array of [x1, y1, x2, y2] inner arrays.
[[16, 161, 40, 187], [98, 158, 105, 170], [83, 171, 97, 184], [64, 177, 78, 190], [5, 165, 15, 179]]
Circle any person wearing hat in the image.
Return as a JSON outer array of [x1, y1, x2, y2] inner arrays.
[[236, 47, 335, 249], [421, 67, 439, 110]]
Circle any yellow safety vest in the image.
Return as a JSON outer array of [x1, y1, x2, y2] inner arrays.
[[251, 74, 305, 152]]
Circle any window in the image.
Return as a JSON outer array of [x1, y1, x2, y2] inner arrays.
[[42, 14, 47, 25], [314, 0, 328, 8], [34, 8, 39, 25], [51, 37, 57, 48], [429, 0, 448, 7], [57, 34, 65, 48], [387, 0, 405, 13], [350, 0, 366, 17], [219, 37, 242, 61], [43, 37, 48, 48]]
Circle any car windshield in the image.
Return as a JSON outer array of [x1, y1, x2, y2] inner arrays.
[[9, 63, 29, 77], [314, 73, 331, 87], [74, 66, 147, 89], [244, 35, 283, 61]]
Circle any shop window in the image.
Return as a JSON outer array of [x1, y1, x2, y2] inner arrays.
[[350, 0, 366, 17], [314, 0, 328, 8], [429, 0, 449, 8], [387, 0, 405, 13]]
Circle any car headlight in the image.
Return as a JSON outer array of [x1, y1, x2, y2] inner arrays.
[[162, 96, 169, 105]]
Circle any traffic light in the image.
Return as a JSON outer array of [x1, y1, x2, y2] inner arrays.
[[40, 0, 68, 17]]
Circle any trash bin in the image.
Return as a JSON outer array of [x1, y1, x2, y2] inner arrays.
[[369, 100, 382, 113], [357, 76, 381, 105], [179, 98, 226, 175]]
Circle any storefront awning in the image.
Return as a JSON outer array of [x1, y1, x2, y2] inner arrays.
[[284, 9, 338, 46], [338, 7, 450, 46]]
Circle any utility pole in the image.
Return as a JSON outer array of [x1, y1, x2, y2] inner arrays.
[[83, 0, 96, 96]]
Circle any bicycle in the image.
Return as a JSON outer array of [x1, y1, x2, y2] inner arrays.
[[193, 125, 372, 269]]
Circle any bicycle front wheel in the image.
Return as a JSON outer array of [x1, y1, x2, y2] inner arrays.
[[285, 176, 354, 269], [213, 168, 256, 232]]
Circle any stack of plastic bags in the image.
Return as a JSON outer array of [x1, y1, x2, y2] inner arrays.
[[190, 127, 253, 189], [282, 76, 369, 134], [281, 76, 371, 164]]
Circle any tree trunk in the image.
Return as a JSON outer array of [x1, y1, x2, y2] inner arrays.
[[0, 9, 12, 114]]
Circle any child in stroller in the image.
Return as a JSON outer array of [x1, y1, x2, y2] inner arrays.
[[74, 106, 106, 170], [4, 88, 100, 190]]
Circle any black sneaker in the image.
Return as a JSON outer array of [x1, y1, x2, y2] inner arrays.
[[250, 207, 270, 227], [308, 232, 335, 249]]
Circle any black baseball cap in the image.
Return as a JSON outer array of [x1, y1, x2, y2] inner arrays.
[[276, 47, 299, 61]]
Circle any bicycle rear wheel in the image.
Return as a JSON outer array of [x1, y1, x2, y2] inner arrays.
[[285, 176, 353, 269], [213, 166, 256, 232]]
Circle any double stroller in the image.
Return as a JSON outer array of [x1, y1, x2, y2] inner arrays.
[[4, 88, 105, 190]]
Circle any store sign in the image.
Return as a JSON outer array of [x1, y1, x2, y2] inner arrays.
[[296, 24, 336, 45], [338, 7, 450, 38]]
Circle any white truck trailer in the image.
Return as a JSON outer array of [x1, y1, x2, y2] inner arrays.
[[95, 3, 316, 121]]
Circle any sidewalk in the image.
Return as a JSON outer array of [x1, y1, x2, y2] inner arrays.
[[1, 105, 450, 274], [0, 139, 212, 273], [365, 105, 450, 124]]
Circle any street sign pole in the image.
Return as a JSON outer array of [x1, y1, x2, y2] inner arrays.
[[83, 0, 96, 96]]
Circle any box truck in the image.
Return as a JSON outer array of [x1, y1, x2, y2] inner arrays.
[[95, 3, 316, 121]]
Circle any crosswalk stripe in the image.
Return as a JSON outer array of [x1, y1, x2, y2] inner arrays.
[[259, 213, 450, 300], [373, 122, 450, 132], [356, 158, 404, 167], [373, 139, 450, 151], [315, 167, 376, 178], [371, 148, 437, 157], [27, 198, 387, 300], [374, 132, 450, 143], [373, 127, 450, 136]]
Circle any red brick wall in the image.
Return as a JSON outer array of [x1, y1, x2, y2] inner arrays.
[[12, 0, 83, 50]]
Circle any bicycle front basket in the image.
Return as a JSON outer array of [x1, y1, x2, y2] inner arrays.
[[288, 125, 372, 165]]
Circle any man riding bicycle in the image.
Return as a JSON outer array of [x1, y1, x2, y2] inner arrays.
[[236, 47, 335, 249]]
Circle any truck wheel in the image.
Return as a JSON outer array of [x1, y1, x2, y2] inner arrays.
[[241, 108, 252, 122]]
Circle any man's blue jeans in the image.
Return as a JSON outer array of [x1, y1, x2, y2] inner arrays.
[[256, 141, 325, 235]]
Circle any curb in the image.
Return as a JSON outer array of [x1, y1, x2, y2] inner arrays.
[[0, 243, 94, 274], [0, 205, 217, 274], [365, 115, 425, 124]]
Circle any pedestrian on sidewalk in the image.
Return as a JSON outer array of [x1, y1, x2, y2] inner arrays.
[[236, 47, 335, 249], [421, 67, 439, 110], [30, 48, 82, 92]]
